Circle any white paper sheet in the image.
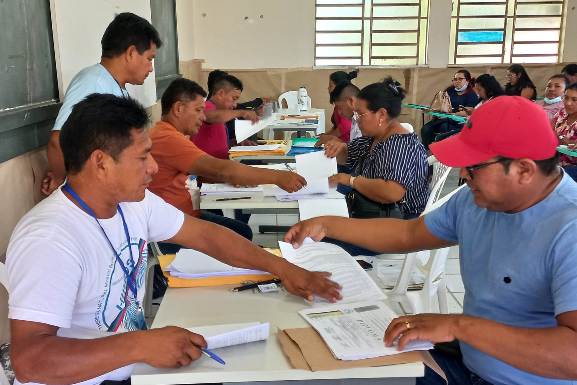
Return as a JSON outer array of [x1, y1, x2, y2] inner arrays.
[[278, 239, 385, 305], [168, 249, 267, 278], [299, 301, 433, 360], [188, 322, 270, 349], [295, 151, 338, 179], [234, 116, 276, 142], [265, 178, 329, 199], [298, 198, 349, 220]]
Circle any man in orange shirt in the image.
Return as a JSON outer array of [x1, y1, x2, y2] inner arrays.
[[149, 78, 306, 248]]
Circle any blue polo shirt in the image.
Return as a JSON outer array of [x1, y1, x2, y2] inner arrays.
[[53, 64, 128, 131], [425, 173, 577, 385]]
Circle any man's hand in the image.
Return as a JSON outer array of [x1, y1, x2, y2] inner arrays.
[[278, 263, 342, 302], [328, 173, 350, 188], [41, 171, 64, 196], [138, 326, 206, 368], [384, 314, 462, 350], [274, 170, 307, 192], [239, 110, 259, 123], [284, 218, 328, 248], [324, 140, 347, 158]]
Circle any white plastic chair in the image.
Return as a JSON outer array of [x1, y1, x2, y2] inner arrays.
[[277, 91, 299, 110], [376, 162, 459, 315]]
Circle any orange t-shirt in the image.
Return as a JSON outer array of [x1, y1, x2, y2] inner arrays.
[[149, 120, 207, 217]]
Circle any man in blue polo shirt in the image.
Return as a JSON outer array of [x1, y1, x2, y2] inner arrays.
[[285, 96, 577, 385]]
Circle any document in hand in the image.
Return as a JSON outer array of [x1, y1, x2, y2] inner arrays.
[[278, 239, 385, 305], [234, 116, 276, 142], [189, 322, 270, 349], [295, 151, 338, 179], [299, 301, 433, 360], [168, 248, 269, 279]]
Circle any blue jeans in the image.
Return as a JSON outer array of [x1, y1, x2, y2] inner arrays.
[[158, 210, 253, 254], [417, 342, 492, 385]]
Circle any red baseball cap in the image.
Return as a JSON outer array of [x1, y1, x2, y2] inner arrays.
[[430, 96, 558, 167]]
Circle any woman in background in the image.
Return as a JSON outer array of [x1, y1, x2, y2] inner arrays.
[[421, 69, 479, 150], [456, 74, 504, 116], [504, 64, 537, 100], [552, 83, 577, 180]]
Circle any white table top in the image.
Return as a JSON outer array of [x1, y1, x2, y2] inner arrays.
[[131, 286, 423, 384]]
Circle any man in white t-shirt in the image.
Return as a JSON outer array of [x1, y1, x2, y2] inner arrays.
[[7, 94, 342, 385], [42, 12, 162, 196]]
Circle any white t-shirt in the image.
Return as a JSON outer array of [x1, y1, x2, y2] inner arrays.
[[53, 63, 128, 131], [350, 119, 362, 142], [7, 189, 184, 385]]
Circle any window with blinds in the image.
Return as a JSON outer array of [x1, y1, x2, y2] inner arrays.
[[449, 0, 565, 65], [315, 0, 429, 66]]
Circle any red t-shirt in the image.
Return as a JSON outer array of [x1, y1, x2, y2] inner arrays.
[[192, 100, 229, 160], [332, 108, 352, 142]]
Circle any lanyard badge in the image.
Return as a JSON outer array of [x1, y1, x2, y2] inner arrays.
[[63, 184, 147, 330]]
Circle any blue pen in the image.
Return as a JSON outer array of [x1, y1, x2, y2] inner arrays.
[[201, 348, 226, 365]]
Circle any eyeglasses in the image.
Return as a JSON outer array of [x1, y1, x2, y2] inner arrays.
[[452, 77, 466, 82], [464, 158, 512, 180], [352, 111, 371, 121]]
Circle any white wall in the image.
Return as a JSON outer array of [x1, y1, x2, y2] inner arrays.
[[177, 0, 577, 70], [176, 0, 196, 61], [49, 0, 157, 107], [188, 0, 315, 69]]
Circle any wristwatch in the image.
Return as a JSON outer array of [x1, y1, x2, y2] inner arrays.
[[349, 175, 357, 187]]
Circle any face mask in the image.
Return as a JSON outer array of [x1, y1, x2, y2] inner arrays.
[[455, 82, 469, 92], [543, 96, 562, 105]]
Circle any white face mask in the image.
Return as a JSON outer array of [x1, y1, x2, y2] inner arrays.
[[543, 96, 563, 105], [455, 82, 469, 92]]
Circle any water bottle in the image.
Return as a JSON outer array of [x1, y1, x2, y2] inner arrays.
[[297, 86, 310, 112], [186, 175, 200, 210]]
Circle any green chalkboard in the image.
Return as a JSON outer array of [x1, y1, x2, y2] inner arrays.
[[0, 0, 59, 163], [150, 0, 181, 97]]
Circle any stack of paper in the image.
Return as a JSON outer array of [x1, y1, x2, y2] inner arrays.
[[160, 249, 273, 288], [278, 239, 385, 305], [167, 249, 269, 279], [200, 183, 263, 200], [299, 301, 433, 360], [189, 322, 270, 350], [228, 143, 288, 158]]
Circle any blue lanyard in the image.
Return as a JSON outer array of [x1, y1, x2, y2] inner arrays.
[[62, 184, 138, 299]]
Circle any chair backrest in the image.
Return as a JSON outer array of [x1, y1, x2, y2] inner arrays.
[[426, 159, 452, 210], [278, 91, 299, 110]]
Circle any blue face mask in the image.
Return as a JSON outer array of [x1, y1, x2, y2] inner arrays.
[[544, 96, 563, 104]]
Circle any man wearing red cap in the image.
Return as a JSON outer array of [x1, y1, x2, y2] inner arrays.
[[284, 96, 577, 384]]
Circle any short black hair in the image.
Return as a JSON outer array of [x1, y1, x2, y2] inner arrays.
[[475, 74, 505, 99], [330, 70, 358, 85], [330, 83, 360, 104], [500, 153, 560, 176], [60, 94, 149, 174], [161, 78, 208, 115], [357, 77, 406, 118], [101, 12, 162, 58], [207, 70, 229, 96], [562, 63, 577, 77], [212, 74, 243, 94], [567, 83, 577, 92]]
